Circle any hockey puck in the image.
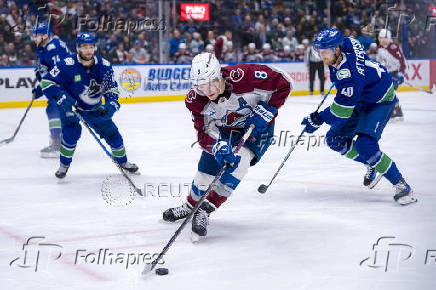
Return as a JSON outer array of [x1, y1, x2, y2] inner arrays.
[[155, 267, 169, 275]]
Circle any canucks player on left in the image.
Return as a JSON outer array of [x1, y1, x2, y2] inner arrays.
[[41, 32, 138, 178], [32, 23, 70, 158]]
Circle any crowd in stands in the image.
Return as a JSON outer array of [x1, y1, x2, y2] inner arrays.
[[0, 0, 434, 67]]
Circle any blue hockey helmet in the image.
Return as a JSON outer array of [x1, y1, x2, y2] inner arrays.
[[76, 32, 96, 47], [32, 23, 51, 36], [314, 29, 344, 51]]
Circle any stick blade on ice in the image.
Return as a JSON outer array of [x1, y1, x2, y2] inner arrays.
[[258, 184, 268, 194], [141, 263, 154, 276]]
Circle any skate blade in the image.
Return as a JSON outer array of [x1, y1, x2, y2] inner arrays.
[[389, 117, 404, 123], [40, 151, 60, 158], [397, 195, 418, 206], [368, 174, 383, 189], [122, 169, 141, 175], [190, 231, 205, 243]]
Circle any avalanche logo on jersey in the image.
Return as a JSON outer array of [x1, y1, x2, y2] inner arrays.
[[79, 79, 103, 105], [223, 111, 246, 127], [221, 97, 252, 128]]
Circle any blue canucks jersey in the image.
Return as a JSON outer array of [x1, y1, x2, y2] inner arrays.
[[41, 54, 120, 111], [36, 36, 70, 77], [319, 37, 395, 126]]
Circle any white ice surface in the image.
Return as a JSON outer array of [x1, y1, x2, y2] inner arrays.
[[0, 91, 435, 290]]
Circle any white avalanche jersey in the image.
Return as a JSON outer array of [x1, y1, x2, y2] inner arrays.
[[185, 63, 293, 153], [376, 42, 406, 73]]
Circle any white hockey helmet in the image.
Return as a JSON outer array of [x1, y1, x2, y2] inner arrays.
[[190, 52, 221, 92], [378, 29, 392, 40]]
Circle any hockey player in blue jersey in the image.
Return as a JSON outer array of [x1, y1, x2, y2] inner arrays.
[[301, 29, 416, 205], [32, 23, 70, 158], [40, 32, 138, 178]]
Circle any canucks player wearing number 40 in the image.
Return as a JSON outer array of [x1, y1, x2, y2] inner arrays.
[[301, 29, 416, 205], [41, 33, 138, 178], [163, 52, 293, 239], [31, 23, 70, 158]]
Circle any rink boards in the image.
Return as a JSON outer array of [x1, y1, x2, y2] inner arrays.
[[0, 59, 434, 109]]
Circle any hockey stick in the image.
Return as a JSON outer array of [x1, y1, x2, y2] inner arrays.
[[1, 67, 44, 146], [258, 83, 335, 194], [72, 108, 143, 197], [404, 81, 435, 94], [142, 124, 255, 276], [0, 96, 35, 146]]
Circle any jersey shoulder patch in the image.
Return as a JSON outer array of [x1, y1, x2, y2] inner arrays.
[[47, 43, 56, 51], [102, 58, 111, 67], [185, 89, 209, 113], [64, 57, 75, 66], [229, 67, 245, 82], [59, 40, 67, 49], [186, 89, 197, 104], [336, 68, 351, 80]]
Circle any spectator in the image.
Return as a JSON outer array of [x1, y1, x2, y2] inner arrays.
[[262, 43, 279, 62], [190, 32, 204, 55], [232, 8, 243, 26], [127, 51, 134, 64], [205, 44, 214, 53], [255, 24, 270, 50], [6, 43, 18, 66], [21, 43, 36, 65], [214, 30, 232, 61], [0, 0, 433, 66], [281, 30, 298, 52], [319, 17, 329, 31], [169, 29, 185, 56], [0, 53, 9, 66], [367, 43, 378, 61], [105, 34, 119, 54], [242, 43, 263, 62], [295, 44, 305, 61], [0, 1, 8, 15], [358, 26, 374, 51], [182, 19, 199, 35], [110, 42, 127, 64], [173, 42, 192, 64], [279, 45, 294, 61], [129, 40, 147, 64], [255, 14, 266, 31], [0, 34, 6, 55], [205, 30, 216, 47], [241, 14, 255, 46], [223, 42, 237, 63]]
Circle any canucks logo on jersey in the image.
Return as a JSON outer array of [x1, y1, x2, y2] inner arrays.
[[41, 54, 120, 111], [79, 79, 103, 105]]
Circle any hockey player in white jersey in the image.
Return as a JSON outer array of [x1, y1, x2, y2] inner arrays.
[[162, 53, 293, 239], [376, 29, 406, 120]]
